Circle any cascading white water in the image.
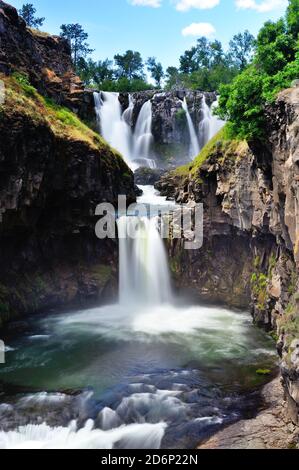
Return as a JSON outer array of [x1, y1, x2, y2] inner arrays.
[[117, 216, 172, 306], [94, 92, 155, 170], [122, 94, 134, 126], [133, 100, 154, 162], [94, 91, 133, 164], [198, 96, 224, 150], [182, 97, 200, 160]]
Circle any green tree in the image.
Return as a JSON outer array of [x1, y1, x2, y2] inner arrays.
[[217, 66, 266, 140], [165, 67, 182, 90], [179, 47, 198, 73], [195, 37, 211, 68], [114, 50, 145, 80], [228, 30, 255, 70], [255, 19, 296, 75], [77, 58, 115, 86], [179, 37, 227, 75], [60, 24, 94, 68], [94, 59, 114, 84], [76, 58, 97, 85], [147, 57, 164, 87], [216, 1, 299, 141], [18, 3, 45, 29], [209, 40, 225, 66], [287, 0, 299, 38]]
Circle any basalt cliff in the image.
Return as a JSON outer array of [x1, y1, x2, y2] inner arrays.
[[0, 0, 136, 328], [156, 86, 299, 427]]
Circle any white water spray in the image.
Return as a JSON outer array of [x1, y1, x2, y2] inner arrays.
[[133, 100, 154, 163], [117, 216, 172, 306], [182, 97, 200, 160], [198, 96, 224, 150], [94, 92, 133, 165]]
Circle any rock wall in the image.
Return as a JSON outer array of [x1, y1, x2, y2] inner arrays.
[[0, 2, 136, 328], [0, 0, 84, 111], [156, 86, 299, 425]]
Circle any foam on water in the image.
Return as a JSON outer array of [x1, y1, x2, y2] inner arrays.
[[0, 420, 166, 450]]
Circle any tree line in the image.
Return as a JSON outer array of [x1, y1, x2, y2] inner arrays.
[[217, 0, 299, 140], [18, 3, 255, 93]]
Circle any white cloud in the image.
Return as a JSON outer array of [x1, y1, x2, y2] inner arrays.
[[235, 0, 287, 13], [129, 0, 162, 7], [182, 22, 216, 37], [175, 0, 220, 11]]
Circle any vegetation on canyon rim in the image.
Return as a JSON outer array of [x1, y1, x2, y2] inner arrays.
[[217, 0, 299, 140]]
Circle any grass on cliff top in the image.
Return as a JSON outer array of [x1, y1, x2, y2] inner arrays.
[[0, 73, 126, 168], [28, 28, 52, 38], [172, 126, 247, 180]]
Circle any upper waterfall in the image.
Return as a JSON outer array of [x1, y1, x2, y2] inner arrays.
[[94, 90, 225, 167], [94, 91, 133, 165], [198, 96, 225, 150], [133, 100, 155, 168], [94, 92, 155, 170], [182, 97, 200, 160]]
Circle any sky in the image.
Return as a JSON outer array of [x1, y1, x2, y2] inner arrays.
[[9, 0, 289, 69]]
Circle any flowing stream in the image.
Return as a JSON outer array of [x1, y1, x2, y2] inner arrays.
[[0, 96, 274, 449]]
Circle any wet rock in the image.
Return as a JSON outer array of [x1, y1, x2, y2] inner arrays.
[[134, 167, 165, 185], [199, 378, 299, 449]]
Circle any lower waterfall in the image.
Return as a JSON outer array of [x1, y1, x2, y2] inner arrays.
[[118, 216, 172, 306]]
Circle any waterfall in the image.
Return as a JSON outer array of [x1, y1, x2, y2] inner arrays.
[[198, 96, 224, 150], [94, 92, 155, 170], [122, 94, 134, 126], [117, 216, 172, 306], [133, 100, 154, 163], [182, 98, 200, 160], [94, 91, 133, 165]]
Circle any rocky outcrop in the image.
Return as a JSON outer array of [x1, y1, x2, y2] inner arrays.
[[134, 167, 165, 185], [0, 0, 84, 111], [156, 86, 299, 426], [199, 378, 299, 449]]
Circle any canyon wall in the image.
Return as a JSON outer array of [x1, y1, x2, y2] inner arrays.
[[156, 86, 299, 424], [0, 1, 136, 327]]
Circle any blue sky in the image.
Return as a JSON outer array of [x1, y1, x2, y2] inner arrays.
[[9, 0, 288, 69]]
